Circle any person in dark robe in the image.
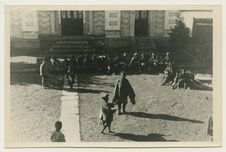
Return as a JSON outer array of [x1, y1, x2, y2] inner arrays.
[[62, 56, 69, 74], [77, 55, 84, 73], [119, 53, 129, 72], [66, 56, 77, 89], [113, 71, 136, 115], [83, 54, 92, 73], [100, 94, 116, 133], [113, 54, 120, 74]]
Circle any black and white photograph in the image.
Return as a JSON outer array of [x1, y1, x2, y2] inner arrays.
[[5, 5, 222, 147]]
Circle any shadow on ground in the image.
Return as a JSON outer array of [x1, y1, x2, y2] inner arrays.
[[63, 87, 111, 94], [78, 74, 115, 88], [77, 88, 111, 94], [128, 112, 203, 123], [113, 133, 178, 142], [11, 72, 64, 91]]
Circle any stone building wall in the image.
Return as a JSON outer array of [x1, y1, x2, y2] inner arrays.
[[93, 11, 105, 36]]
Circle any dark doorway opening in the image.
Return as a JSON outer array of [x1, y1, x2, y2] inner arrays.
[[135, 11, 149, 37], [61, 11, 83, 36]]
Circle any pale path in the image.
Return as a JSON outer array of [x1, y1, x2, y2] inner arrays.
[[60, 75, 80, 142]]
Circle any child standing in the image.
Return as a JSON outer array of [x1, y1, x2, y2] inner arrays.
[[100, 94, 116, 133], [51, 121, 66, 142]]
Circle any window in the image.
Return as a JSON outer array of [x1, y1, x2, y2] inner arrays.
[[109, 21, 117, 26]]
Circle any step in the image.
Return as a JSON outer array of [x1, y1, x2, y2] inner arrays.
[[52, 45, 92, 50], [56, 41, 89, 45], [57, 36, 89, 41], [49, 49, 96, 53]]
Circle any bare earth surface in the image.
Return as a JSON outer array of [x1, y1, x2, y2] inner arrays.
[[9, 56, 212, 143], [10, 56, 64, 142], [78, 74, 212, 142]]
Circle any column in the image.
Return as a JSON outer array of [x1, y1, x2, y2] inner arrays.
[[49, 11, 56, 34], [129, 11, 135, 37], [88, 11, 94, 35]]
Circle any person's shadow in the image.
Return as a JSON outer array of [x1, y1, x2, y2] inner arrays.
[[127, 112, 203, 123], [113, 133, 178, 142]]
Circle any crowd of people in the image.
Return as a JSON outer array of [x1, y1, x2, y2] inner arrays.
[[161, 61, 196, 89], [39, 51, 169, 88], [44, 52, 211, 140], [41, 51, 171, 75], [40, 51, 198, 90]]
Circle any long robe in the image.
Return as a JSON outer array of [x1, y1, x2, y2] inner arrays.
[[113, 78, 136, 104]]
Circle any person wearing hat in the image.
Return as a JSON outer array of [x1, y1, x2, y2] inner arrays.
[[113, 71, 136, 115], [100, 94, 116, 133]]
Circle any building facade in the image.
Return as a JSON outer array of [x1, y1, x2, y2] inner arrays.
[[10, 10, 212, 55], [11, 10, 180, 38]]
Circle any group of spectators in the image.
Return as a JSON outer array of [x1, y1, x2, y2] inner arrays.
[[40, 51, 198, 90], [161, 61, 196, 89], [39, 51, 171, 88], [44, 51, 171, 75]]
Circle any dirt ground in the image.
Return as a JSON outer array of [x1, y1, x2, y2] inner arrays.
[[9, 56, 213, 143], [78, 74, 212, 142], [10, 56, 64, 142]]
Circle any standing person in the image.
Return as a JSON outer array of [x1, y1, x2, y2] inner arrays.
[[140, 53, 148, 73], [129, 52, 140, 74], [207, 112, 213, 141], [100, 94, 116, 133], [77, 55, 84, 73], [113, 54, 120, 74], [119, 52, 129, 72], [40, 57, 50, 89], [51, 121, 66, 142], [66, 56, 76, 89], [113, 71, 136, 115]]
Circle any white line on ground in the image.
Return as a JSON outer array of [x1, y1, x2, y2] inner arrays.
[[60, 75, 80, 142]]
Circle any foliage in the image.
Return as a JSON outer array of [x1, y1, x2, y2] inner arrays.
[[168, 19, 191, 52]]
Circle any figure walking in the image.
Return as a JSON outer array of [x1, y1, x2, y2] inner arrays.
[[99, 94, 116, 133], [113, 71, 136, 115]]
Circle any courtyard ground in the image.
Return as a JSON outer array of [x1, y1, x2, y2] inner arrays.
[[78, 74, 212, 142], [10, 56, 64, 142], [9, 56, 213, 143]]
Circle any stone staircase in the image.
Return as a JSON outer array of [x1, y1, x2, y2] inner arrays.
[[135, 37, 155, 51], [48, 36, 96, 55]]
